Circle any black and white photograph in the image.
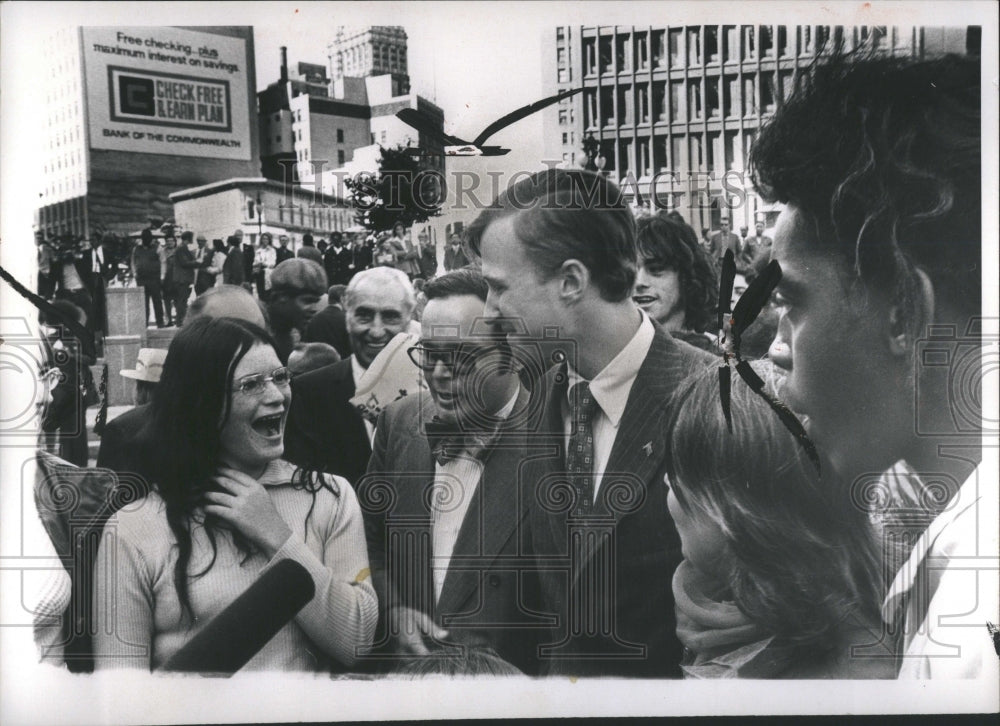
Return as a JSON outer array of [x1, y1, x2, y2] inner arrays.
[[0, 1, 997, 723]]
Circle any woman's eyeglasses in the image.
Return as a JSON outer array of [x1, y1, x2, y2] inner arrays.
[[407, 343, 503, 372], [233, 367, 292, 395]]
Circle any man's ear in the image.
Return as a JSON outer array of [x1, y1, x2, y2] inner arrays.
[[557, 259, 589, 303], [887, 267, 935, 356]]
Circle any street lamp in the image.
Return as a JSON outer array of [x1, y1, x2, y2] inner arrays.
[[582, 132, 599, 171]]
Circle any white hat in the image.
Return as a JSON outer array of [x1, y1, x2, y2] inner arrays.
[[120, 348, 167, 383]]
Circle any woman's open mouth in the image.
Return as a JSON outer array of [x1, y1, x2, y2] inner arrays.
[[633, 295, 657, 306], [251, 412, 284, 438]]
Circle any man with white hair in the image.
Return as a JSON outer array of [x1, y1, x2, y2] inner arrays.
[[284, 267, 416, 483]]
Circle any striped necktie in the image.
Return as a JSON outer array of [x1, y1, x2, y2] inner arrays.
[[567, 381, 598, 515]]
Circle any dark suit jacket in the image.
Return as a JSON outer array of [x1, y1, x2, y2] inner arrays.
[[525, 325, 716, 678], [302, 304, 351, 359], [96, 404, 154, 482], [360, 388, 547, 674], [282, 357, 371, 484], [222, 247, 246, 286]]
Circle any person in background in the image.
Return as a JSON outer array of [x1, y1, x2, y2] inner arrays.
[[374, 233, 397, 268], [389, 222, 420, 279], [288, 342, 341, 377], [303, 283, 351, 360], [323, 232, 351, 286], [751, 51, 993, 679], [81, 235, 116, 342], [97, 348, 167, 473], [743, 220, 773, 277], [632, 214, 719, 352], [664, 364, 895, 678], [254, 233, 278, 301], [266, 258, 328, 364], [284, 267, 416, 483], [172, 231, 200, 326], [49, 234, 94, 332], [36, 231, 56, 299], [39, 299, 97, 468], [93, 317, 377, 671], [276, 235, 295, 265], [237, 229, 254, 285], [707, 219, 741, 265], [160, 236, 178, 327], [133, 229, 165, 328], [443, 234, 470, 272], [222, 235, 246, 288], [297, 233, 324, 265], [417, 229, 437, 280], [193, 235, 213, 295]]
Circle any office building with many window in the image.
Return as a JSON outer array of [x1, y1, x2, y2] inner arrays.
[[542, 24, 975, 233]]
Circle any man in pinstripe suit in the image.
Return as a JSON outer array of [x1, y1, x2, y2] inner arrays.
[[467, 169, 716, 677]]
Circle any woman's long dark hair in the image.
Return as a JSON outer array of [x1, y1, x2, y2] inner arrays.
[[147, 316, 334, 622], [664, 363, 884, 656]]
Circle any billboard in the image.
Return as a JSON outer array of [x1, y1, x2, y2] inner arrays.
[[81, 27, 252, 160]]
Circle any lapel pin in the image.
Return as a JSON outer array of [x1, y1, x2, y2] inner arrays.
[[642, 442, 653, 457]]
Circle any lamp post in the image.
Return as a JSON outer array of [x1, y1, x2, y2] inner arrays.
[[582, 132, 599, 171]]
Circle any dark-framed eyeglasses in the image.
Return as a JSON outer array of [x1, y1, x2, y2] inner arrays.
[[233, 366, 292, 396], [406, 343, 503, 372]]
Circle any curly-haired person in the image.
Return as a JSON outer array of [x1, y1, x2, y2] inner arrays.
[[750, 50, 995, 680]]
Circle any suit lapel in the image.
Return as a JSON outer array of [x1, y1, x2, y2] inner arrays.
[[435, 388, 534, 616], [597, 329, 686, 522]]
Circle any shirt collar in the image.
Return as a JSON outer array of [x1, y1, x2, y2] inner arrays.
[[565, 310, 655, 427], [350, 354, 366, 388]]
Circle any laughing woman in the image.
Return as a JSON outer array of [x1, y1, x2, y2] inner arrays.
[[94, 317, 377, 672]]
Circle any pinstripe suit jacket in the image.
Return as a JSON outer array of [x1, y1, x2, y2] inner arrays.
[[525, 325, 717, 678]]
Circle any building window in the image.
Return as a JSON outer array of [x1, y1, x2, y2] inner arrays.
[[562, 132, 569, 145], [557, 27, 565, 41], [651, 29, 666, 68], [725, 75, 739, 118], [706, 77, 721, 118], [799, 26, 814, 56], [558, 68, 570, 83], [635, 32, 648, 69], [688, 80, 702, 121], [687, 27, 701, 66], [276, 135, 281, 143], [706, 26, 720, 64], [668, 28, 683, 66], [616, 35, 631, 72], [559, 108, 569, 124], [616, 85, 631, 125], [337, 128, 344, 143], [743, 26, 757, 60], [669, 81, 684, 123], [380, 130, 387, 144], [599, 35, 612, 74], [338, 149, 345, 165], [743, 76, 757, 116], [636, 83, 649, 124], [584, 90, 597, 128], [583, 37, 597, 76], [724, 26, 739, 63], [760, 26, 775, 58], [761, 71, 776, 111], [600, 86, 614, 126], [777, 26, 791, 57], [637, 137, 651, 176]]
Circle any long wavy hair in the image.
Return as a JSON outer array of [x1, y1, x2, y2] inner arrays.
[[635, 214, 719, 333], [664, 363, 884, 655], [146, 316, 334, 622]]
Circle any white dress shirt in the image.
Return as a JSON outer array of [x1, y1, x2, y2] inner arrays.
[[430, 388, 520, 603], [882, 462, 999, 679], [563, 311, 655, 499]]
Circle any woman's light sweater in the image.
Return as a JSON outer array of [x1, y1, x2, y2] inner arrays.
[[94, 459, 377, 672]]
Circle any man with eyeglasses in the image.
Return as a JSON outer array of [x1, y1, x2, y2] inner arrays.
[[284, 267, 416, 485], [359, 269, 543, 674]]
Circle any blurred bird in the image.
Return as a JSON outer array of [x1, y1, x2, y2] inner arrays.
[[397, 88, 583, 156]]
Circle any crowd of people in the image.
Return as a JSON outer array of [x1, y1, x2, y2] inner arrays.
[[28, 51, 994, 681]]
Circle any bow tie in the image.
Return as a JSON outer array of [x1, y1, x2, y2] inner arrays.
[[424, 417, 500, 466]]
